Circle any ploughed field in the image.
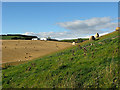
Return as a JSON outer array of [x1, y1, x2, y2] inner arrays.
[[2, 40, 72, 64]]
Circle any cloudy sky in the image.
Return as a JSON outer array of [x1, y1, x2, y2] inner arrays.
[[2, 2, 118, 40]]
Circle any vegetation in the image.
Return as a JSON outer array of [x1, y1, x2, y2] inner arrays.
[[2, 31, 120, 88], [1, 34, 38, 40], [59, 38, 89, 43]]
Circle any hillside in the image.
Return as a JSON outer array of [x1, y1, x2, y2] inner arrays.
[[59, 38, 89, 43], [1, 34, 38, 40], [2, 31, 120, 88]]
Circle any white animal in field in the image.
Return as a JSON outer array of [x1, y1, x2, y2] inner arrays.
[[72, 42, 76, 45]]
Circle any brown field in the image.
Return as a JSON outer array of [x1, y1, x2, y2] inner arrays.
[[2, 40, 72, 64]]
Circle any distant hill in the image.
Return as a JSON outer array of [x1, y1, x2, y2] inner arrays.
[[2, 31, 119, 88], [0, 34, 38, 40]]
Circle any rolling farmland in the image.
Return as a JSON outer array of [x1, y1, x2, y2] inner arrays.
[[2, 31, 120, 88]]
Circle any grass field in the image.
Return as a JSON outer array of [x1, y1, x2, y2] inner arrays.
[[2, 31, 120, 88], [59, 38, 89, 43]]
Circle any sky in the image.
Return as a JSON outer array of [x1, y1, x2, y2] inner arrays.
[[1, 0, 120, 2], [2, 2, 118, 40]]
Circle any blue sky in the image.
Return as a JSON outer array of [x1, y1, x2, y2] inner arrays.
[[2, 2, 118, 39], [2, 0, 120, 2]]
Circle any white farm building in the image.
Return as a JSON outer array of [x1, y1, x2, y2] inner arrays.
[[40, 38, 47, 41], [32, 38, 38, 40]]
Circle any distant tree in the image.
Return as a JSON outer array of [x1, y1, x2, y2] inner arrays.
[[47, 37, 51, 39], [78, 38, 83, 43], [47, 37, 51, 40], [11, 37, 18, 40]]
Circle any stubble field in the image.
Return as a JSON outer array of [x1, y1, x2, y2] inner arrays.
[[2, 40, 72, 64]]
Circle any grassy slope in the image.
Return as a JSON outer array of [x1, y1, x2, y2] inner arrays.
[[59, 38, 89, 43], [2, 36, 20, 40], [2, 31, 120, 88]]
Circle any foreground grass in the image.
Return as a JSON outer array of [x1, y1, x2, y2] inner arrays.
[[2, 31, 120, 88]]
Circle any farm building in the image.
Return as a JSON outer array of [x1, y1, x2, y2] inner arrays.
[[32, 38, 39, 40], [40, 38, 47, 41]]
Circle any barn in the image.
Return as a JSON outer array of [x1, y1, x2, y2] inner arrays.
[[32, 38, 38, 40], [40, 38, 47, 41]]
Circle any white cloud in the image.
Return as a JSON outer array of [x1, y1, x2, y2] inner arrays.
[[24, 17, 117, 40], [24, 31, 82, 40], [56, 17, 117, 34]]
